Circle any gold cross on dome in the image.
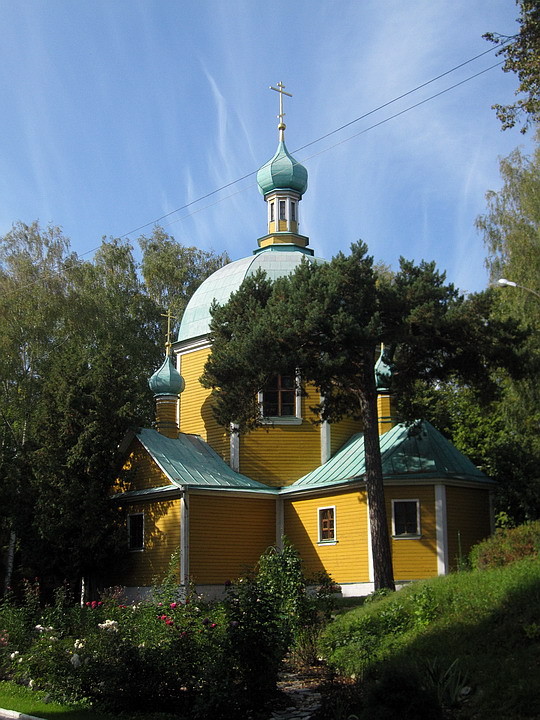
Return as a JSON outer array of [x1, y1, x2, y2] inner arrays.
[[270, 81, 292, 139], [161, 309, 177, 356]]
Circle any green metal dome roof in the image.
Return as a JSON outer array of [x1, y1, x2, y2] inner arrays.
[[149, 356, 185, 396], [256, 141, 308, 197], [177, 245, 322, 343]]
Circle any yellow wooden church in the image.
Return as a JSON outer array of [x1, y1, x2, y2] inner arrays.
[[114, 89, 495, 599]]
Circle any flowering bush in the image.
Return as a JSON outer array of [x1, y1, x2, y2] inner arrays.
[[0, 543, 336, 718]]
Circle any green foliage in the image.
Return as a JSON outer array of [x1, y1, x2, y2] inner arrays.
[[0, 221, 227, 594], [321, 554, 540, 718], [359, 664, 443, 720], [484, 0, 540, 132], [0, 543, 335, 718], [203, 242, 524, 591], [139, 226, 229, 320], [470, 520, 540, 569], [472, 141, 540, 521]]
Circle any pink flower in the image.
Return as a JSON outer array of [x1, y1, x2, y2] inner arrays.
[[170, 602, 177, 609], [210, 623, 217, 629]]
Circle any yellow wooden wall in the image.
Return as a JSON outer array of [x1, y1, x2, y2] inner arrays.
[[385, 485, 438, 580], [117, 497, 180, 588], [240, 386, 322, 485], [117, 440, 171, 493], [178, 347, 229, 460], [284, 489, 370, 583], [330, 417, 364, 456], [446, 486, 492, 570], [189, 493, 276, 584]]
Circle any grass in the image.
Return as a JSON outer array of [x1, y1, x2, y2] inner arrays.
[[320, 556, 540, 719], [0, 682, 180, 720]]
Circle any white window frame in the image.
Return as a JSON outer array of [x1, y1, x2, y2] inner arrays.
[[258, 372, 302, 425], [392, 499, 421, 539], [128, 512, 145, 552], [318, 505, 337, 545]]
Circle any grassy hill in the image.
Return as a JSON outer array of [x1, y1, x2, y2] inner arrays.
[[319, 536, 540, 719]]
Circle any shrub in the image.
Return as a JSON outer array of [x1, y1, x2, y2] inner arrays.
[[470, 521, 540, 570], [0, 541, 335, 718]]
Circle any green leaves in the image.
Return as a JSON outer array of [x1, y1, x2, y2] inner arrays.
[[484, 0, 540, 132], [0, 222, 229, 592]]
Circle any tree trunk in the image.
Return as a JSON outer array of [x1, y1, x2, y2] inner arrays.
[[4, 530, 16, 595], [361, 353, 395, 591]]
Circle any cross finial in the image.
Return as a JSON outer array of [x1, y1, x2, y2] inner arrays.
[[161, 309, 177, 357], [270, 81, 292, 141]]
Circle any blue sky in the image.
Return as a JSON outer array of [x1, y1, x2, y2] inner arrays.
[[0, 1, 533, 294]]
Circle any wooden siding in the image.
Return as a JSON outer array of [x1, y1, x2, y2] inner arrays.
[[116, 498, 180, 588], [377, 394, 395, 435], [284, 490, 370, 584], [117, 440, 171, 493], [446, 486, 492, 570], [189, 494, 276, 584], [178, 347, 229, 460], [330, 417, 363, 456], [240, 386, 322, 485], [385, 486, 438, 580]]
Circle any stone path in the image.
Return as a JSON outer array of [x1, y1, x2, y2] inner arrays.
[[269, 667, 324, 720]]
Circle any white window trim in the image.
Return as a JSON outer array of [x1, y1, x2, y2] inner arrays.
[[318, 505, 337, 545], [391, 499, 421, 539], [127, 512, 145, 552]]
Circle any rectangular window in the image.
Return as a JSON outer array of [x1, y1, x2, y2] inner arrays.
[[290, 201, 296, 222], [270, 201, 275, 222], [262, 374, 295, 417], [392, 500, 420, 537], [128, 513, 144, 551], [318, 507, 336, 543], [279, 199, 286, 221]]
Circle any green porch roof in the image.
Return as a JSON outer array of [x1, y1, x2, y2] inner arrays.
[[135, 429, 276, 493], [283, 421, 492, 493]]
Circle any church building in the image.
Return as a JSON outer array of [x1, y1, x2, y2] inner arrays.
[[114, 85, 495, 599]]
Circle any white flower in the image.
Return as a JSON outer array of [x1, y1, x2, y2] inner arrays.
[[74, 639, 85, 649], [70, 653, 81, 669], [35, 624, 45, 632], [29, 680, 35, 689], [10, 651, 19, 660], [98, 619, 119, 632]]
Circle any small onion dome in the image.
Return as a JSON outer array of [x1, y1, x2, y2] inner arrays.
[[148, 356, 185, 396], [375, 349, 392, 391], [257, 141, 308, 197]]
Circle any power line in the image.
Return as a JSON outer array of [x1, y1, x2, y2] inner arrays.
[[137, 61, 504, 234], [2, 45, 509, 296], [117, 43, 505, 242]]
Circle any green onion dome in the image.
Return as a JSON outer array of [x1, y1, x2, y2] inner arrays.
[[256, 141, 308, 197], [149, 356, 185, 396], [375, 348, 392, 391]]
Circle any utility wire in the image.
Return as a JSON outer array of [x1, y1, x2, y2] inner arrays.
[[142, 60, 504, 234], [2, 45, 509, 297], [118, 43, 507, 241]]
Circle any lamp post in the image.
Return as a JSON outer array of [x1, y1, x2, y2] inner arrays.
[[498, 278, 540, 301]]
